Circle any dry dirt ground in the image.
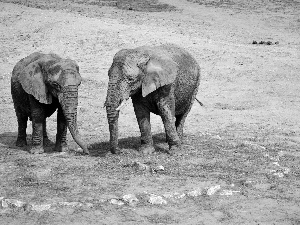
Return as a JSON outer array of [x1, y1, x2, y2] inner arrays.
[[0, 0, 300, 224]]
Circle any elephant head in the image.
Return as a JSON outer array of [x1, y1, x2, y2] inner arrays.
[[18, 52, 89, 154], [105, 47, 178, 154]]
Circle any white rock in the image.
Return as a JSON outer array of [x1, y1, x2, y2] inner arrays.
[[206, 185, 221, 195], [84, 203, 94, 208], [110, 199, 125, 206], [3, 199, 26, 208], [163, 192, 185, 199], [153, 165, 164, 172], [59, 202, 83, 207], [132, 162, 150, 171], [187, 189, 202, 197], [220, 190, 240, 196], [1, 199, 8, 208], [273, 172, 284, 178], [31, 204, 51, 212], [148, 195, 167, 205], [283, 167, 290, 174], [122, 194, 139, 205]]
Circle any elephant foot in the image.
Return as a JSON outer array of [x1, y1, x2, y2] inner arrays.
[[54, 143, 68, 152], [16, 138, 27, 147], [166, 144, 181, 156], [29, 146, 44, 154], [43, 137, 55, 147], [139, 145, 155, 155], [110, 147, 121, 154]]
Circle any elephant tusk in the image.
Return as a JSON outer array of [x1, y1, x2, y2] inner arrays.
[[116, 99, 128, 111]]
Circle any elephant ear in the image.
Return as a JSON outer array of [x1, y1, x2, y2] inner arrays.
[[141, 57, 178, 97], [19, 57, 53, 104]]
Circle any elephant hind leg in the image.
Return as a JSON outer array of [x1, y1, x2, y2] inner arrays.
[[16, 112, 28, 147], [175, 95, 198, 143], [175, 113, 186, 143]]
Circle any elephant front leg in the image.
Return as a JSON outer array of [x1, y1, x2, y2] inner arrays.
[[54, 107, 68, 152], [29, 96, 45, 154], [157, 94, 181, 155], [43, 120, 54, 147], [132, 100, 155, 154], [15, 112, 28, 147]]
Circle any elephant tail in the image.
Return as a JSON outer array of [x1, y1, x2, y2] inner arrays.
[[195, 97, 204, 106]]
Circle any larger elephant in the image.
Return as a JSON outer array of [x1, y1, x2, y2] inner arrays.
[[11, 52, 89, 155], [105, 44, 201, 155]]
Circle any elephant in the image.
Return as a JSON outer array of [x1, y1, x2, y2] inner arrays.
[[104, 44, 201, 155], [11, 52, 89, 155]]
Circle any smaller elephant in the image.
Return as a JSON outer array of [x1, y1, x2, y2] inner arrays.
[[11, 52, 89, 155], [105, 44, 201, 155]]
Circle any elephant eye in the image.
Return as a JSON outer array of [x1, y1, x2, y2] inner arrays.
[[127, 76, 135, 82], [52, 81, 61, 90]]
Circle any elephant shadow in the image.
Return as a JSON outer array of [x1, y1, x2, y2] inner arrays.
[[0, 132, 20, 150], [0, 132, 169, 156], [89, 132, 169, 156], [0, 132, 58, 154]]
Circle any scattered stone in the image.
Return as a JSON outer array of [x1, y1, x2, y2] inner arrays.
[[59, 201, 83, 207], [148, 194, 167, 205], [2, 199, 26, 208], [219, 190, 240, 196], [206, 185, 221, 196], [187, 188, 203, 197], [31, 204, 52, 212], [110, 199, 125, 206], [1, 199, 8, 208], [132, 162, 151, 171], [244, 141, 266, 151], [273, 172, 284, 178], [84, 203, 94, 208], [283, 167, 290, 174], [152, 165, 165, 172], [163, 192, 185, 199], [122, 194, 139, 205]]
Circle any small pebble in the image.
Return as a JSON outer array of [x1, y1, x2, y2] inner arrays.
[[148, 195, 167, 205], [187, 189, 202, 197], [110, 199, 125, 206], [31, 204, 51, 212], [206, 185, 221, 195], [122, 194, 139, 205]]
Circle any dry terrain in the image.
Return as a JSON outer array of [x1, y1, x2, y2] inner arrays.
[[0, 0, 300, 224]]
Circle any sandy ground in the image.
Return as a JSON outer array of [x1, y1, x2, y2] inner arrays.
[[0, 0, 300, 224]]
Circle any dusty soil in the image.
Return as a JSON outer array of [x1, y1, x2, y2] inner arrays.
[[0, 0, 300, 224]]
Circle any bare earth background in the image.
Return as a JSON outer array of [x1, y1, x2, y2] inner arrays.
[[0, 0, 300, 224]]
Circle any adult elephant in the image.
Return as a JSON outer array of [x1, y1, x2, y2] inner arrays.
[[105, 44, 201, 155], [11, 52, 89, 155]]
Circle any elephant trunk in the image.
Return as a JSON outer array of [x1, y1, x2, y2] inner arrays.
[[59, 86, 89, 155], [105, 79, 130, 154], [106, 105, 120, 154]]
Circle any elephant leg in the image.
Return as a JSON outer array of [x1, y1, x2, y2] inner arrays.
[[16, 111, 28, 147], [176, 90, 198, 143], [54, 107, 68, 152], [132, 99, 155, 154], [175, 114, 186, 143], [43, 120, 54, 147], [157, 92, 181, 155], [29, 96, 45, 154]]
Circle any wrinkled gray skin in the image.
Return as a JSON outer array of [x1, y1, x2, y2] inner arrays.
[[105, 44, 201, 155], [11, 52, 89, 155]]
